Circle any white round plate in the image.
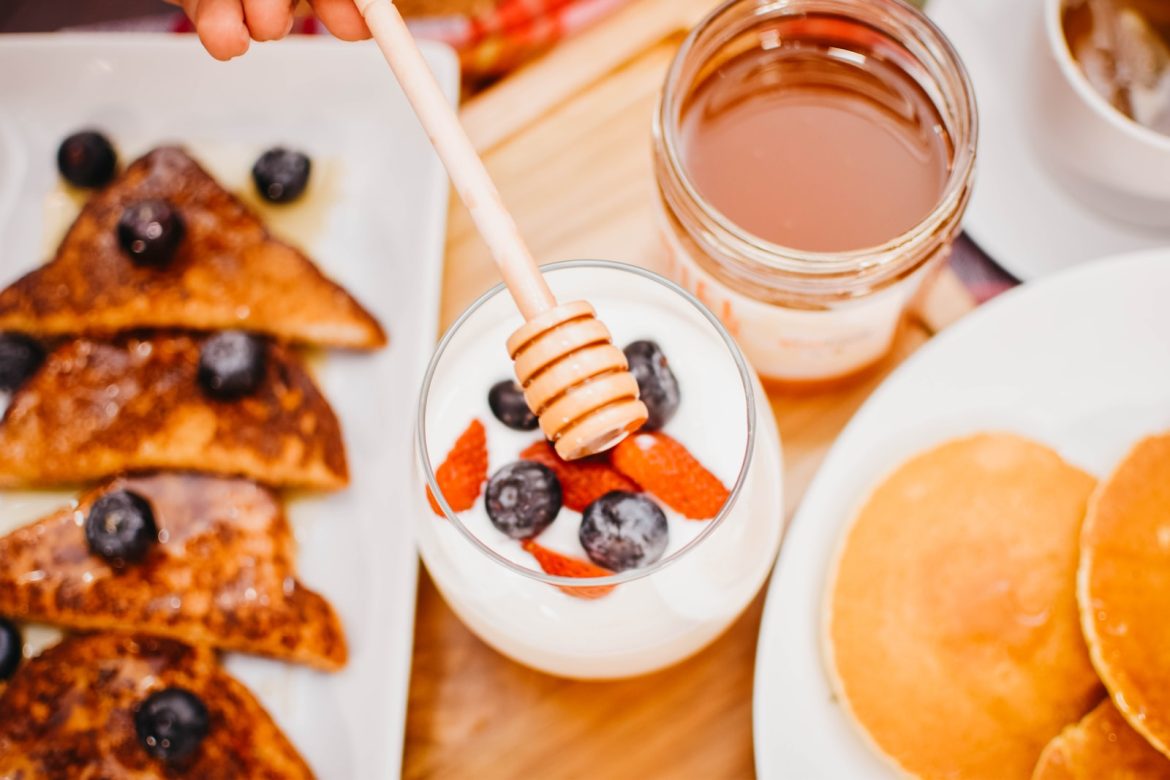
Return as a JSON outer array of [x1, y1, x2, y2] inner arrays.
[[752, 249, 1170, 778], [927, 0, 1170, 280]]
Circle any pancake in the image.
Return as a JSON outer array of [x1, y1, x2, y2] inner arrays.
[[0, 334, 348, 490], [1079, 431, 1170, 758], [826, 433, 1103, 778], [1033, 699, 1170, 780], [0, 633, 313, 778], [0, 146, 385, 349], [0, 473, 347, 670]]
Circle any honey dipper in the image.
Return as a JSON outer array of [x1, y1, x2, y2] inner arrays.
[[353, 0, 648, 459]]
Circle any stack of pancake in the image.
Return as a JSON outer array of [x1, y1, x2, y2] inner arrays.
[[825, 431, 1170, 778]]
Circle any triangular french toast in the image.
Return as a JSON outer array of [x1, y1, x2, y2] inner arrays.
[[0, 633, 314, 778], [0, 473, 345, 670], [0, 146, 385, 349], [0, 334, 348, 489]]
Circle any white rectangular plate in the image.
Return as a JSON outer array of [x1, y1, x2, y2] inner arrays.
[[0, 33, 458, 779]]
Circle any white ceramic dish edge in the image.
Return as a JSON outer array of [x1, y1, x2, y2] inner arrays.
[[753, 248, 1170, 778]]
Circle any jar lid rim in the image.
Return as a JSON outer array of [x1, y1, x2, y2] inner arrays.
[[655, 0, 979, 277]]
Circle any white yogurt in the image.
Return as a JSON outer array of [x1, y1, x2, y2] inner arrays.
[[415, 263, 785, 678]]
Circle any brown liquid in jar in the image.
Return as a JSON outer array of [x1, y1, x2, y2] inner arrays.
[[679, 17, 953, 254]]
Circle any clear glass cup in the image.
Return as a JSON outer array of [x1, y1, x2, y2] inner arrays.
[[414, 261, 784, 679], [653, 0, 978, 385]]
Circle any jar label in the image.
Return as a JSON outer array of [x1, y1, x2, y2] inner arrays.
[[660, 227, 924, 382]]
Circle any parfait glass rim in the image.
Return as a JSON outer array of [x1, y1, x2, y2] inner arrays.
[[416, 259, 758, 589]]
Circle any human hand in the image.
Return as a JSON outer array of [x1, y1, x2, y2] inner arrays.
[[170, 0, 371, 60]]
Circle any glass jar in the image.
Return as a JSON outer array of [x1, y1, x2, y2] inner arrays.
[[653, 0, 978, 383], [415, 261, 784, 679]]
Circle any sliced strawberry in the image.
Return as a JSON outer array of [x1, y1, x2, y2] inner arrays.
[[519, 440, 639, 512], [427, 419, 488, 516], [521, 539, 615, 600], [611, 432, 729, 520]]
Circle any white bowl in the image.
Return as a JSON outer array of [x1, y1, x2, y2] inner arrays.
[[1033, 0, 1170, 227]]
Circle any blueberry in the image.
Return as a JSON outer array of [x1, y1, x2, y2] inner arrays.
[[0, 334, 44, 392], [580, 491, 668, 572], [488, 380, 538, 431], [57, 130, 117, 188], [0, 618, 21, 681], [485, 461, 562, 539], [198, 331, 266, 400], [117, 199, 184, 267], [624, 340, 680, 431], [85, 490, 158, 569], [135, 687, 211, 763], [252, 148, 311, 203]]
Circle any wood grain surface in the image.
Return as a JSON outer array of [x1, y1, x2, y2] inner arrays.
[[403, 0, 972, 776]]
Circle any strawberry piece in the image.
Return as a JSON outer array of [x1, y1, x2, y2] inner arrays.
[[521, 539, 615, 600], [519, 440, 638, 512], [611, 432, 730, 520], [427, 419, 488, 516]]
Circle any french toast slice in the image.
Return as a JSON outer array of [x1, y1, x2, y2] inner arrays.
[[0, 146, 385, 349], [0, 633, 314, 779], [0, 334, 348, 489], [0, 473, 346, 670]]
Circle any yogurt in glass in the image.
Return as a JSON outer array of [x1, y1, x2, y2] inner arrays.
[[415, 261, 784, 679]]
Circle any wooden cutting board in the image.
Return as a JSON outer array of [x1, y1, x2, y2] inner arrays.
[[404, 0, 975, 776]]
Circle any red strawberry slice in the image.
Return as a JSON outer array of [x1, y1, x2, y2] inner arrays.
[[521, 539, 615, 600], [519, 440, 638, 512], [611, 432, 730, 520], [427, 419, 488, 516]]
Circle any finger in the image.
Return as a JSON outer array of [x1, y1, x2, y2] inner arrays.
[[194, 0, 251, 60], [309, 0, 371, 41], [243, 0, 296, 41]]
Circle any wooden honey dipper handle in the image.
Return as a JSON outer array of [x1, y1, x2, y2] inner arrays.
[[353, 0, 649, 457], [353, 0, 554, 320]]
